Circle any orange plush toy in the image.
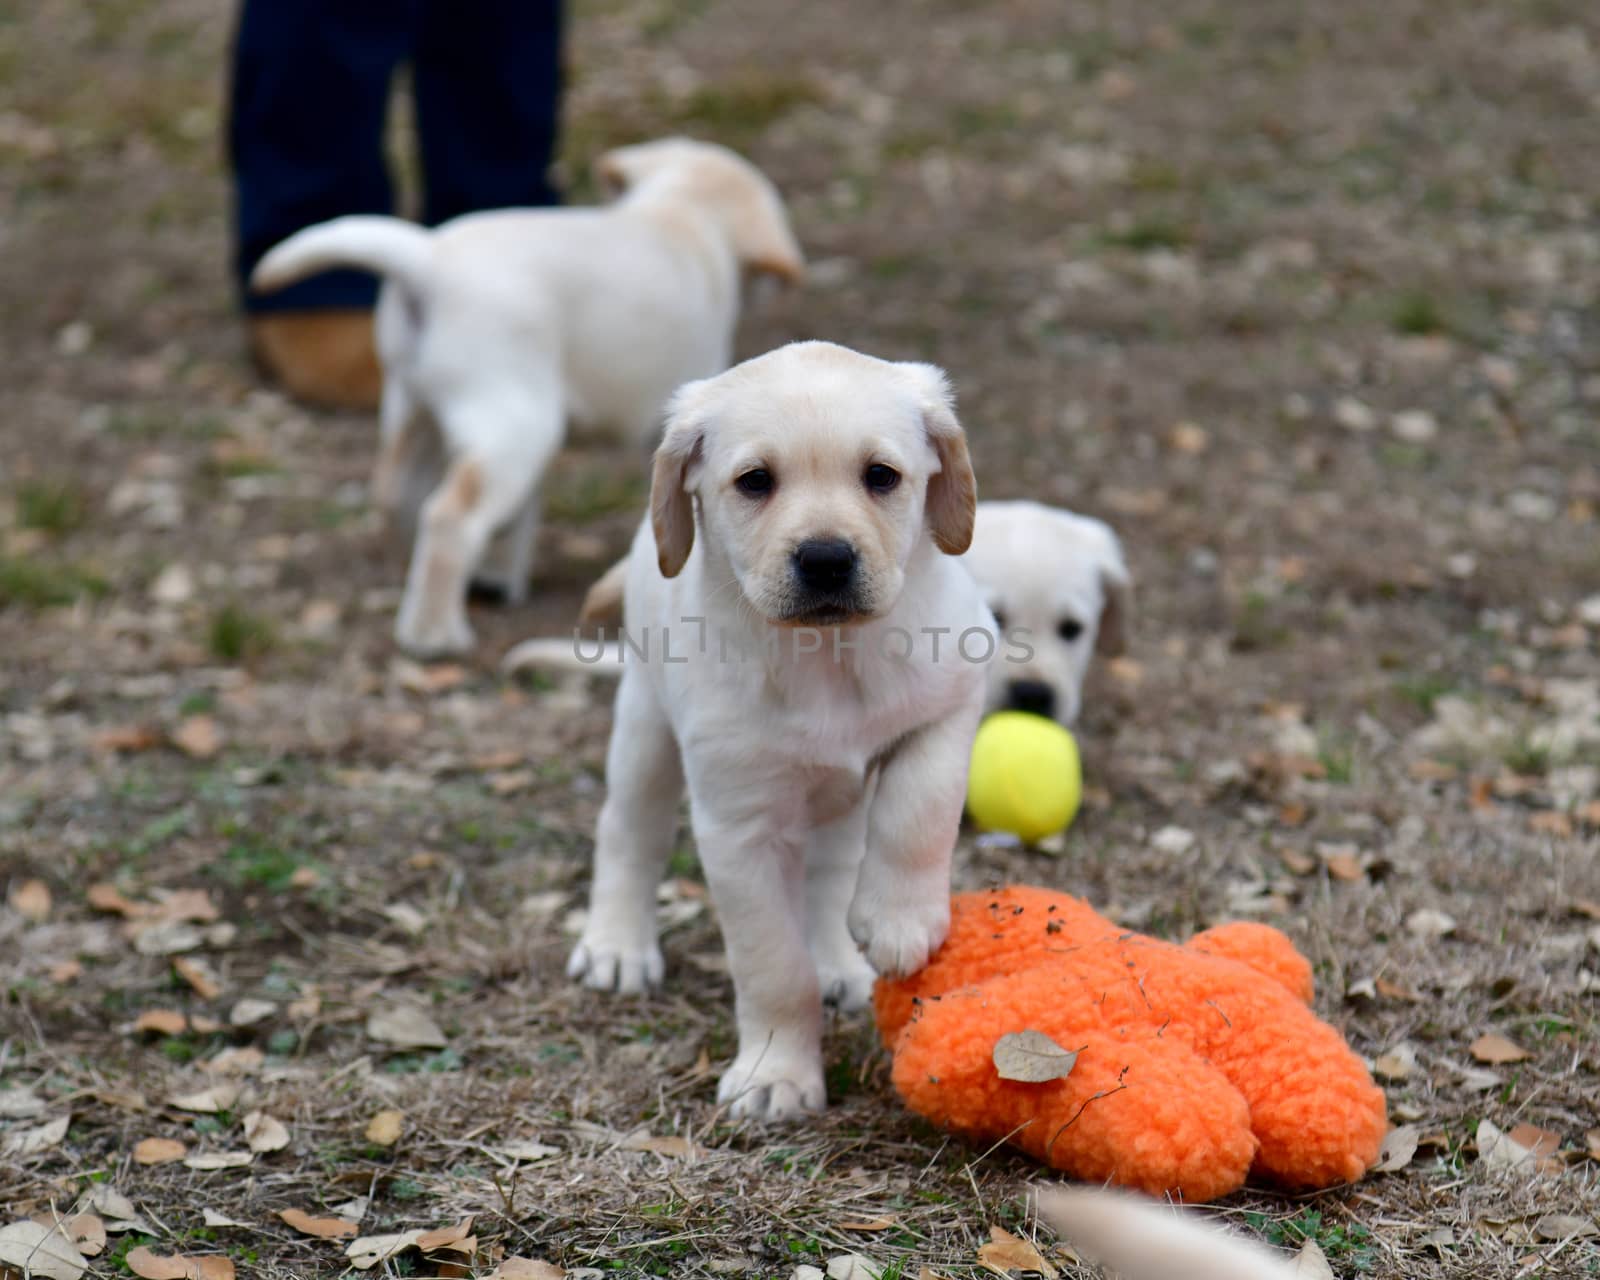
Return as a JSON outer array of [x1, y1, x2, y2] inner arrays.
[[875, 887, 1387, 1203]]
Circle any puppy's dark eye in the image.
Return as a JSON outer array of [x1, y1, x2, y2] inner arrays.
[[863, 463, 900, 493], [1057, 617, 1084, 642], [991, 610, 1008, 633], [735, 468, 774, 497]]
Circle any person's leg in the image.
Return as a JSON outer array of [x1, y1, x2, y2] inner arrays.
[[228, 0, 420, 406], [414, 1, 565, 225]]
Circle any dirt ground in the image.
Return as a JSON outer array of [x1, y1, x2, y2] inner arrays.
[[3, 0, 1599, 1276]]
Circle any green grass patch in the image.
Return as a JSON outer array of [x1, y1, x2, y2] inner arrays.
[[208, 603, 277, 664], [0, 557, 108, 609], [217, 835, 311, 891], [18, 479, 88, 534], [545, 468, 647, 522], [1393, 671, 1456, 715], [1389, 290, 1445, 336], [667, 73, 821, 152], [1245, 1209, 1377, 1271], [1103, 217, 1191, 251]]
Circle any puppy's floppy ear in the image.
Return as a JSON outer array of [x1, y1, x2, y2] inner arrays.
[[650, 381, 709, 578], [731, 186, 805, 285], [1090, 522, 1133, 656], [594, 144, 647, 200], [900, 362, 976, 555]]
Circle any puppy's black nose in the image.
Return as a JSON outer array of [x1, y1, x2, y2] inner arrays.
[[1007, 679, 1057, 719], [792, 538, 857, 593]]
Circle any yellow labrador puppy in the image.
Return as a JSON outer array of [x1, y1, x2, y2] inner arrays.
[[570, 341, 990, 1120], [964, 500, 1130, 726], [252, 138, 803, 657]]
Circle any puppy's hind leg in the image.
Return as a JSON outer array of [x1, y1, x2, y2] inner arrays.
[[471, 488, 541, 605], [569, 665, 684, 993], [394, 392, 558, 657]]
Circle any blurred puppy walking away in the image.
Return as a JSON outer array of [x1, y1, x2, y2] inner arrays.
[[568, 341, 990, 1121], [252, 139, 803, 657], [229, 0, 566, 409]]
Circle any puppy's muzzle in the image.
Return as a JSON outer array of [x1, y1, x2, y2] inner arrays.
[[786, 537, 864, 620], [793, 537, 857, 593], [1006, 678, 1057, 720]]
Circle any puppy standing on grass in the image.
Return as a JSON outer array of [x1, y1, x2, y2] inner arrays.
[[570, 341, 991, 1121], [250, 138, 803, 657]]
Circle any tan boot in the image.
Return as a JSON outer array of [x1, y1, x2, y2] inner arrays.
[[249, 309, 383, 411]]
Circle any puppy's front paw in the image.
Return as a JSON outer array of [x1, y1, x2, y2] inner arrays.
[[394, 608, 475, 659], [848, 879, 949, 979], [567, 930, 664, 995], [814, 944, 878, 1012], [717, 1048, 825, 1121]]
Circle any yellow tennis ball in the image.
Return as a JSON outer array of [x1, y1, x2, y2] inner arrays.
[[966, 711, 1082, 844]]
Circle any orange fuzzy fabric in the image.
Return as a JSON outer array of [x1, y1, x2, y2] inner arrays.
[[875, 887, 1387, 1202]]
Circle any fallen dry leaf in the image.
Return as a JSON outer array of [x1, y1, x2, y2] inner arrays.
[[182, 1151, 253, 1171], [86, 882, 140, 916], [365, 1005, 447, 1050], [393, 658, 468, 695], [278, 1208, 359, 1241], [1477, 1118, 1546, 1174], [202, 1047, 264, 1077], [199, 1210, 249, 1229], [125, 1245, 236, 1280], [837, 1218, 896, 1233], [1534, 1214, 1599, 1242], [5, 1113, 69, 1157], [134, 1009, 188, 1036], [172, 957, 222, 1000], [976, 1226, 1058, 1279], [1374, 1043, 1418, 1082], [1373, 1125, 1420, 1173], [1587, 1128, 1600, 1161], [416, 1217, 474, 1252], [992, 1030, 1079, 1083], [1507, 1123, 1562, 1162], [1528, 811, 1573, 837], [171, 715, 223, 760], [1470, 1033, 1530, 1064], [489, 1261, 565, 1280], [1318, 845, 1366, 882], [1293, 1238, 1335, 1278], [1278, 847, 1316, 875], [82, 1187, 138, 1223], [0, 1219, 88, 1280], [58, 1214, 105, 1258], [365, 1109, 404, 1147], [92, 724, 162, 754], [169, 1083, 240, 1114], [1573, 899, 1600, 922], [243, 1110, 289, 1154], [49, 959, 83, 983], [826, 1255, 884, 1280], [228, 998, 276, 1027], [346, 1228, 424, 1270], [496, 1139, 559, 1162], [1375, 977, 1421, 1002], [8, 877, 52, 923], [619, 1131, 698, 1158], [1405, 908, 1456, 939]]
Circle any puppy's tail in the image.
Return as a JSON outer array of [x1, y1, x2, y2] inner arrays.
[[251, 216, 434, 300], [1036, 1187, 1298, 1280], [578, 557, 628, 629], [501, 635, 624, 677]]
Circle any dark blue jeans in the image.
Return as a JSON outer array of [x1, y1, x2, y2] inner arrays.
[[229, 0, 564, 312]]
